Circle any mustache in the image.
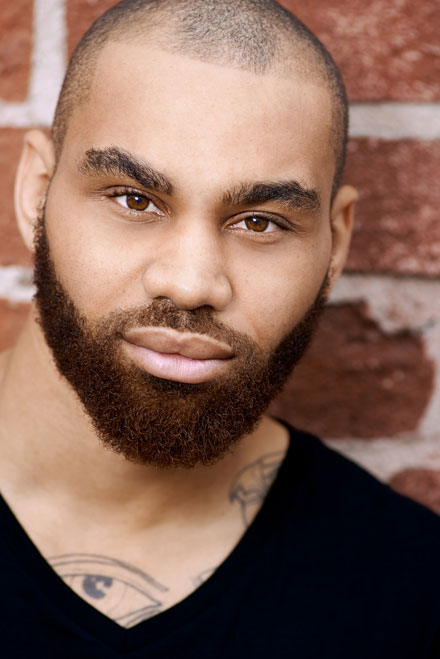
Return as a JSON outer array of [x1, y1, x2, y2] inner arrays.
[[88, 298, 257, 353]]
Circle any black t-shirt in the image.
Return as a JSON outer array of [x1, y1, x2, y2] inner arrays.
[[1, 425, 439, 658]]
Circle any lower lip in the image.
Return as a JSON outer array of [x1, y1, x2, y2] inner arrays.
[[124, 342, 230, 384]]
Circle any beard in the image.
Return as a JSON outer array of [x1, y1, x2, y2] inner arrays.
[[33, 211, 328, 468]]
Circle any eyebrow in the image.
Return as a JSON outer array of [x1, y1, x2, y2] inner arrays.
[[223, 181, 321, 213], [78, 147, 320, 213], [78, 147, 174, 195]]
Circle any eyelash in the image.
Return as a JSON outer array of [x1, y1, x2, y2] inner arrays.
[[108, 187, 163, 212], [107, 187, 297, 234]]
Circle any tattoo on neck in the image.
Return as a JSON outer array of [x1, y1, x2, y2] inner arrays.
[[193, 566, 216, 587], [229, 450, 285, 527], [45, 451, 285, 626]]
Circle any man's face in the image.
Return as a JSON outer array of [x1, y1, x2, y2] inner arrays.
[[36, 43, 338, 467]]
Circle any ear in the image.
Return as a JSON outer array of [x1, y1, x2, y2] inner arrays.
[[327, 184, 358, 291], [14, 129, 55, 252]]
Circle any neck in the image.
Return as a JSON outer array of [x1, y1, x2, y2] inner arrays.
[[0, 308, 288, 532]]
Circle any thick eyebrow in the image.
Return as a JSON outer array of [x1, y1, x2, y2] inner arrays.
[[78, 147, 174, 195], [223, 180, 321, 213]]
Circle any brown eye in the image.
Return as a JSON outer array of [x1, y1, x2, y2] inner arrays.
[[114, 194, 164, 216], [126, 194, 151, 211], [244, 216, 270, 232]]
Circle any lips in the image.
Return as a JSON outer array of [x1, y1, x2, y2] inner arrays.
[[122, 327, 235, 383]]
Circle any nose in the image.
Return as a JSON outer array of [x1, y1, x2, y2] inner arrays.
[[142, 219, 233, 311]]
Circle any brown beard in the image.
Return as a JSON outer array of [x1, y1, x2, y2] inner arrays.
[[33, 212, 328, 468]]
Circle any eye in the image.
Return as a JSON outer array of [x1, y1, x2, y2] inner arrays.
[[114, 193, 164, 214], [233, 216, 279, 233]]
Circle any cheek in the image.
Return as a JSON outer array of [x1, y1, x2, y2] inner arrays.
[[43, 198, 145, 317], [229, 237, 331, 348]]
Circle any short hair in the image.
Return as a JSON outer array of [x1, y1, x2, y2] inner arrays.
[[52, 0, 348, 201]]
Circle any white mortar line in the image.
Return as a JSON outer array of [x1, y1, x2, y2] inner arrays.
[[327, 273, 440, 469], [30, 0, 67, 126], [330, 273, 440, 333], [324, 433, 440, 482], [4, 269, 440, 321], [0, 0, 66, 127], [416, 323, 440, 437], [0, 266, 34, 303], [349, 103, 440, 140]]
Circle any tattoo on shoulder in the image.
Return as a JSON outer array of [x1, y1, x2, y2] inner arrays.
[[229, 450, 285, 527], [48, 553, 169, 628]]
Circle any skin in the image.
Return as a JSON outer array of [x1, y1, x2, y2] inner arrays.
[[0, 42, 357, 624]]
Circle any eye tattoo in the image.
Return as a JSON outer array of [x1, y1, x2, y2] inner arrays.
[[49, 553, 169, 628]]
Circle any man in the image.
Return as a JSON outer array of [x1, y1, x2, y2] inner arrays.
[[0, 0, 439, 656]]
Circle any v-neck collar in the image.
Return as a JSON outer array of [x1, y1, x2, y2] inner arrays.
[[0, 424, 305, 652]]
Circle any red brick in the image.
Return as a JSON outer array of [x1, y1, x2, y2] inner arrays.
[[280, 0, 440, 101], [269, 303, 434, 439], [0, 129, 32, 267], [390, 469, 440, 515], [0, 2, 33, 102], [344, 139, 440, 277], [0, 300, 29, 351], [67, 0, 117, 56], [68, 1, 440, 101]]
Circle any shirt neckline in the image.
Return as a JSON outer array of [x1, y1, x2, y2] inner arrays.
[[0, 423, 307, 651]]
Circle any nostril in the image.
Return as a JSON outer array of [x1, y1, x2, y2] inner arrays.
[[142, 260, 232, 312]]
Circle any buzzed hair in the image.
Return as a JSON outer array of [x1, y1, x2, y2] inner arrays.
[[52, 0, 348, 200]]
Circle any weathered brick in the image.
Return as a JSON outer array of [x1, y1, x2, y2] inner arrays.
[[390, 468, 440, 515], [67, 0, 117, 55], [68, 1, 440, 101], [0, 300, 29, 351], [269, 303, 434, 439], [0, 129, 32, 267], [280, 0, 440, 101], [344, 139, 440, 277], [0, 2, 33, 102]]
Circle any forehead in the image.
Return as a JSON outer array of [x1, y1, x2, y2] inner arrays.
[[62, 42, 335, 200]]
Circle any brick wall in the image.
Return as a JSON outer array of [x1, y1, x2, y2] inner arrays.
[[1, 0, 439, 513]]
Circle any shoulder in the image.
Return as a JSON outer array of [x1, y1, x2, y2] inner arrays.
[[249, 423, 440, 653], [279, 423, 440, 564]]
